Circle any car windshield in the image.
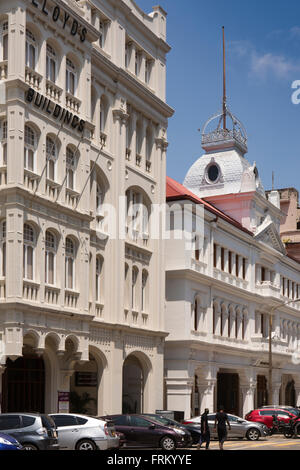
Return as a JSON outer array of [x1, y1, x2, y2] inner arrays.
[[144, 415, 171, 426]]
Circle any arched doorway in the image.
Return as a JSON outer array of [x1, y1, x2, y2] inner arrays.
[[2, 347, 45, 413], [122, 355, 144, 414], [285, 380, 296, 406], [217, 372, 239, 415], [69, 353, 98, 416], [256, 375, 268, 407]]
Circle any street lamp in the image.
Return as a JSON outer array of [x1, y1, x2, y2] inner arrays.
[[268, 298, 300, 404]]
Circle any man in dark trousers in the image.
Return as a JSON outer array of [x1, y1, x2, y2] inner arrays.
[[214, 405, 231, 450], [197, 408, 210, 450]]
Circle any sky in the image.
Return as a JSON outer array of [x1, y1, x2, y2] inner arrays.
[[136, 0, 300, 194]]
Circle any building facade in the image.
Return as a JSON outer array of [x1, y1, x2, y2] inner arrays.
[[0, 0, 173, 415], [165, 108, 300, 419], [268, 187, 300, 263]]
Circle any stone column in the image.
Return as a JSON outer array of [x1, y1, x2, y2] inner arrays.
[[197, 365, 217, 414], [224, 248, 229, 273], [240, 381, 256, 417], [222, 307, 229, 338], [214, 304, 221, 336], [198, 379, 216, 413], [238, 255, 243, 279], [165, 377, 194, 419], [294, 381, 300, 407], [216, 245, 221, 270]]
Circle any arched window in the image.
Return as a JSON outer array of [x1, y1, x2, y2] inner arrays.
[[1, 21, 8, 61], [65, 237, 75, 289], [141, 270, 148, 312], [46, 136, 57, 181], [66, 57, 76, 95], [95, 255, 103, 302], [46, 43, 57, 83], [24, 125, 36, 171], [0, 220, 6, 277], [126, 189, 150, 238], [66, 146, 76, 190], [45, 230, 56, 285], [146, 127, 152, 161], [23, 223, 35, 280], [1, 120, 7, 165], [136, 120, 142, 156], [100, 95, 108, 135], [194, 297, 198, 331], [96, 182, 103, 216], [25, 29, 36, 69], [131, 267, 138, 310]]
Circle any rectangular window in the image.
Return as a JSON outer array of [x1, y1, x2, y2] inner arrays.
[[213, 244, 217, 268], [221, 247, 225, 271], [228, 251, 232, 274], [242, 258, 246, 280], [235, 254, 239, 277]]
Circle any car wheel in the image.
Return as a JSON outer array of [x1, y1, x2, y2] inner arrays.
[[22, 443, 39, 450], [246, 428, 260, 441], [160, 436, 176, 451], [75, 439, 97, 451]]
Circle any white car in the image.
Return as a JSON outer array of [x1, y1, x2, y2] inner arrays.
[[182, 413, 269, 441], [50, 413, 119, 450]]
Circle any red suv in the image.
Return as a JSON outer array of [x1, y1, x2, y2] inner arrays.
[[245, 408, 298, 429]]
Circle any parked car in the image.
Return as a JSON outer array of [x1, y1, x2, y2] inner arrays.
[[245, 408, 299, 430], [142, 414, 196, 445], [182, 413, 269, 441], [50, 413, 119, 450], [101, 414, 191, 450], [0, 413, 59, 450], [261, 405, 300, 417], [0, 432, 23, 450]]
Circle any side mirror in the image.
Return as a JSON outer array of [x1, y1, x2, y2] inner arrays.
[[237, 419, 244, 423]]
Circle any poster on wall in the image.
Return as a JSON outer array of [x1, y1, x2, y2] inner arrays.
[[58, 391, 70, 413]]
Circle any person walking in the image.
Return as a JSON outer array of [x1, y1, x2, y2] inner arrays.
[[214, 406, 231, 450], [197, 408, 211, 450]]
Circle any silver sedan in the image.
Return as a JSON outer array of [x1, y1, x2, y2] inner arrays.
[[184, 413, 269, 441]]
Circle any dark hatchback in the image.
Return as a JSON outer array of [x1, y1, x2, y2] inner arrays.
[[0, 413, 59, 450], [143, 414, 200, 445], [101, 414, 192, 450]]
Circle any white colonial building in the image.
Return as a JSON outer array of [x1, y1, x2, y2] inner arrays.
[[0, 0, 173, 415], [165, 107, 300, 419]]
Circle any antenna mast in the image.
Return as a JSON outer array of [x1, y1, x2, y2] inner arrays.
[[222, 26, 226, 130]]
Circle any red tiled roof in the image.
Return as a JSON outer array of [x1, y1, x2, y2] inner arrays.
[[166, 176, 253, 236]]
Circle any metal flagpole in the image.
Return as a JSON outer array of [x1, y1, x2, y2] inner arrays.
[[54, 129, 85, 203], [34, 121, 65, 195], [222, 26, 227, 130], [74, 134, 106, 209]]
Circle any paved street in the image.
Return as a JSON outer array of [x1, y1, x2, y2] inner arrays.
[[189, 435, 300, 450]]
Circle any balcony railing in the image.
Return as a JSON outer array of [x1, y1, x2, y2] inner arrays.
[[46, 79, 63, 102], [23, 280, 40, 301], [65, 92, 81, 113], [25, 66, 42, 90]]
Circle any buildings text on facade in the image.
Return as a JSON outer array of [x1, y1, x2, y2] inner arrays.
[[0, 0, 173, 415]]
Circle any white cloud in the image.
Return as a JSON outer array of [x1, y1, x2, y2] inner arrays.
[[229, 40, 300, 80]]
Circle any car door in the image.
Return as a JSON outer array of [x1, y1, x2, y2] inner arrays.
[[227, 415, 246, 438], [207, 414, 216, 437], [0, 415, 22, 441], [50, 414, 81, 450], [109, 415, 131, 446], [128, 416, 160, 447]]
